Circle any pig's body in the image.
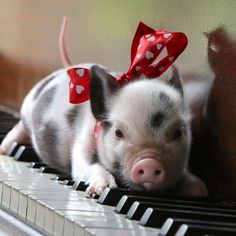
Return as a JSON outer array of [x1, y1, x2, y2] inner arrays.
[[0, 64, 208, 196]]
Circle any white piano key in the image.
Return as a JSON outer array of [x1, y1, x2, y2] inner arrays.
[[62, 211, 121, 236], [0, 155, 162, 236], [57, 209, 118, 219], [24, 192, 86, 233], [52, 209, 117, 235], [69, 213, 160, 236], [18, 187, 74, 220], [1, 178, 44, 208], [1, 182, 11, 208], [85, 228, 160, 236], [10, 187, 75, 214], [36, 197, 114, 231], [63, 218, 74, 236], [27, 196, 37, 224], [0, 181, 3, 202], [26, 193, 85, 224], [53, 211, 65, 236], [50, 201, 113, 235], [33, 194, 86, 230], [44, 206, 55, 234], [3, 180, 67, 219], [35, 201, 46, 230], [10, 187, 20, 213], [18, 190, 29, 219]]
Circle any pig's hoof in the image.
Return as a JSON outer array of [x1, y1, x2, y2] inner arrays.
[[86, 171, 117, 196]]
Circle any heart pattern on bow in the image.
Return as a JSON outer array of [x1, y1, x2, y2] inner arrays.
[[76, 85, 85, 94], [67, 67, 90, 104], [147, 36, 155, 42], [76, 69, 85, 77], [146, 51, 154, 59]]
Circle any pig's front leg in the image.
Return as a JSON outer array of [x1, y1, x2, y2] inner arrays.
[[85, 163, 117, 195], [0, 121, 31, 154], [180, 169, 208, 196], [71, 134, 117, 196]]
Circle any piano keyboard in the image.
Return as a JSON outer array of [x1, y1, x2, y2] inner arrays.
[[0, 106, 236, 236]]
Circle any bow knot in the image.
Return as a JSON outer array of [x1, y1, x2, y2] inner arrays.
[[67, 21, 188, 104]]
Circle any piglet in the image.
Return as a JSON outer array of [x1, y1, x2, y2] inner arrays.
[[0, 20, 208, 196], [0, 64, 208, 196]]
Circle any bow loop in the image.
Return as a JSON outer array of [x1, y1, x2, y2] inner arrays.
[[67, 67, 90, 104], [124, 21, 188, 80]]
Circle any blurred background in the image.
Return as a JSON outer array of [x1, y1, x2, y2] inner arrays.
[[0, 0, 235, 110]]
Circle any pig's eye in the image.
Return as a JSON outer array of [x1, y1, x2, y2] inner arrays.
[[115, 129, 124, 138], [174, 128, 182, 139]]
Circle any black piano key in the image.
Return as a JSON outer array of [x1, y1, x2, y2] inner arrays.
[[127, 201, 143, 220], [126, 199, 236, 221], [39, 166, 61, 174], [115, 195, 163, 214], [56, 176, 72, 181], [5, 141, 21, 157], [139, 207, 236, 228], [29, 162, 48, 168], [97, 187, 131, 206], [62, 180, 75, 186], [159, 218, 175, 236], [52, 176, 60, 181], [99, 188, 172, 206], [116, 193, 235, 216], [175, 223, 236, 236], [115, 195, 135, 214], [0, 134, 5, 142], [73, 182, 99, 199], [72, 181, 88, 191], [162, 217, 236, 236], [98, 186, 229, 207], [14, 145, 41, 162]]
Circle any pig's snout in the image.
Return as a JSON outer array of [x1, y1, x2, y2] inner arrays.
[[131, 158, 166, 189]]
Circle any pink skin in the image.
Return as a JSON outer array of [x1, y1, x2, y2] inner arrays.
[[131, 158, 167, 189]]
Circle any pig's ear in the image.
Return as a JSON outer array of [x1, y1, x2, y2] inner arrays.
[[90, 65, 119, 120], [168, 66, 183, 96]]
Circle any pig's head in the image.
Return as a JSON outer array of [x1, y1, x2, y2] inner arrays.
[[89, 65, 191, 191]]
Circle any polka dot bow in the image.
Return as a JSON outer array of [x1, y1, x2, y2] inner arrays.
[[67, 21, 188, 104]]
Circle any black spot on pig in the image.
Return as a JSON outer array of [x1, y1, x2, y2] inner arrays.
[[33, 75, 56, 99], [159, 92, 168, 102], [90, 152, 99, 164], [111, 161, 124, 187], [66, 106, 80, 127], [151, 112, 165, 128], [32, 86, 57, 124], [112, 161, 121, 173], [35, 121, 61, 169], [159, 92, 173, 107], [41, 121, 59, 158], [102, 121, 112, 135]]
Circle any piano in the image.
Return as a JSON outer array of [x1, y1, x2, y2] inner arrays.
[[0, 105, 236, 236]]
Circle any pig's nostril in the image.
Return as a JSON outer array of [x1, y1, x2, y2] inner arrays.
[[138, 169, 144, 175], [155, 169, 161, 176]]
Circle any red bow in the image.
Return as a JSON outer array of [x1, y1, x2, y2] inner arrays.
[[67, 21, 188, 104]]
